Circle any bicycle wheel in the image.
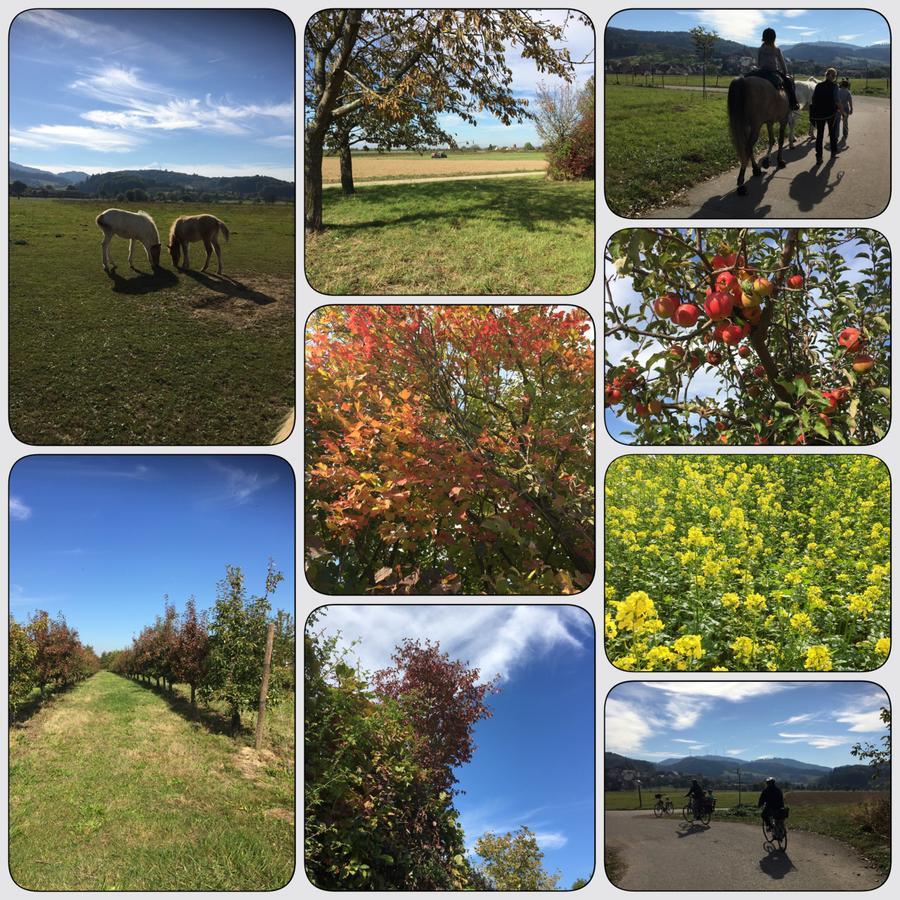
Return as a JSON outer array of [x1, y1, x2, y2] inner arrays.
[[654, 802, 663, 818], [665, 800, 674, 815], [775, 822, 788, 851], [762, 819, 775, 845], [683, 803, 692, 821], [699, 806, 711, 826]]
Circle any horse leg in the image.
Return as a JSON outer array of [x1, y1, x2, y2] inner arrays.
[[776, 121, 786, 168], [101, 232, 112, 270], [128, 239, 137, 270], [748, 126, 763, 177], [761, 122, 774, 168], [212, 238, 223, 275], [182, 242, 191, 270], [201, 238, 213, 272]]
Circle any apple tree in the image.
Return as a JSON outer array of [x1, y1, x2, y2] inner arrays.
[[605, 228, 890, 445]]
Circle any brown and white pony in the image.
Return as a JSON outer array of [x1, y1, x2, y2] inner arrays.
[[168, 214, 230, 274], [727, 75, 790, 195], [96, 208, 161, 271]]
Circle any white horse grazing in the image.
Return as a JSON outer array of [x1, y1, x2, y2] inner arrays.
[[788, 77, 818, 147], [96, 208, 162, 271], [168, 214, 230, 274]]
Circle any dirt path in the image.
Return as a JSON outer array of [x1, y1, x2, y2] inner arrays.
[[646, 95, 889, 218], [323, 170, 547, 189], [605, 810, 885, 891]]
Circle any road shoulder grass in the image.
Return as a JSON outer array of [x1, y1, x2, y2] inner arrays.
[[9, 671, 294, 891], [305, 176, 595, 295]]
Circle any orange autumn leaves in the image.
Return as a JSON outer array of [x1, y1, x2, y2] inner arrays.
[[305, 305, 595, 595]]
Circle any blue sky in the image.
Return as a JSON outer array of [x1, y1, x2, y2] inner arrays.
[[312, 605, 595, 888], [604, 234, 887, 443], [607, 682, 890, 768], [607, 9, 889, 48], [9, 455, 295, 653], [436, 10, 594, 148], [9, 9, 294, 179]]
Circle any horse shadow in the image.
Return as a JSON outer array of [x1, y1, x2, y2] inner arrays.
[[789, 157, 845, 212], [182, 270, 276, 306], [759, 849, 797, 880], [106, 265, 179, 294]]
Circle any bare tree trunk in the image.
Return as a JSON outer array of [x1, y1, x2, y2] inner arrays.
[[339, 138, 355, 195], [231, 707, 241, 735], [190, 683, 196, 709], [305, 134, 325, 232]]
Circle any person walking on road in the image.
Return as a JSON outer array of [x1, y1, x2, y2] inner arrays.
[[809, 68, 843, 162], [837, 80, 853, 143]]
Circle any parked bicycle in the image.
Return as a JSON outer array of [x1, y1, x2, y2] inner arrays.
[[653, 793, 674, 817], [763, 806, 789, 851]]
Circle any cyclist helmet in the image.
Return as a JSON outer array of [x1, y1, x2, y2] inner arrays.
[[765, 776, 775, 782]]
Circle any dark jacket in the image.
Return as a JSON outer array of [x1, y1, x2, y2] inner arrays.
[[810, 80, 840, 120], [757, 783, 785, 810], [687, 783, 706, 800]]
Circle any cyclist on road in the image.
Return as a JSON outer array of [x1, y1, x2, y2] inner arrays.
[[686, 779, 706, 821], [757, 776, 785, 827]]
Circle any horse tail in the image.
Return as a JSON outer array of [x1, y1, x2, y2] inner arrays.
[[96, 211, 108, 229], [217, 219, 230, 243], [728, 78, 749, 165]]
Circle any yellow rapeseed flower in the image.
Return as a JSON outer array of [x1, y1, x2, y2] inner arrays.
[[804, 645, 833, 672]]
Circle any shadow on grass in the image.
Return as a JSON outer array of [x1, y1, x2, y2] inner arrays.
[[9, 682, 79, 728], [182, 270, 277, 305], [320, 178, 596, 234], [125, 676, 243, 738], [106, 265, 180, 294]]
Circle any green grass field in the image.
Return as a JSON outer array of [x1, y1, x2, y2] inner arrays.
[[9, 671, 294, 890], [604, 84, 810, 216], [605, 787, 744, 810], [8, 199, 295, 445], [305, 177, 595, 295]]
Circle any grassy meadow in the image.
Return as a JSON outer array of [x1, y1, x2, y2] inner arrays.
[[605, 73, 890, 97], [605, 84, 810, 216], [9, 670, 294, 891], [8, 199, 295, 445], [306, 177, 595, 295]]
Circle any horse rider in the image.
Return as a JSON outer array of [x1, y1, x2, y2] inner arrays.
[[758, 28, 800, 110]]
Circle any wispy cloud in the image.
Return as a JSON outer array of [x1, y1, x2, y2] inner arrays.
[[777, 732, 848, 749], [10, 497, 32, 521], [17, 9, 134, 49], [534, 831, 568, 850], [257, 134, 294, 146], [772, 712, 816, 726], [10, 124, 140, 152], [838, 34, 864, 43], [606, 697, 656, 755], [725, 748, 748, 756], [205, 460, 280, 507], [834, 705, 887, 733]]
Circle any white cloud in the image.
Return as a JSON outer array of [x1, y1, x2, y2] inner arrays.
[[644, 683, 789, 702], [10, 124, 139, 152], [206, 460, 279, 506], [838, 34, 864, 43], [15, 9, 132, 49], [257, 134, 294, 147], [606, 697, 655, 755], [535, 831, 568, 850], [835, 708, 887, 733], [10, 497, 32, 521], [781, 11, 807, 19], [315, 605, 591, 684], [777, 732, 848, 749], [725, 748, 748, 756], [691, 10, 767, 44], [772, 712, 816, 726]]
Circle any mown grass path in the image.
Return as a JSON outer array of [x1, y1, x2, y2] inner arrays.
[[9, 672, 294, 890]]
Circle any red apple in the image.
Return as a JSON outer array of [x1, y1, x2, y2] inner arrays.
[[821, 390, 838, 413], [752, 277, 774, 299], [787, 274, 804, 290], [722, 323, 744, 345], [738, 345, 751, 358], [635, 402, 650, 417], [753, 364, 766, 377], [716, 271, 738, 294], [653, 292, 679, 318], [688, 354, 702, 371], [838, 327, 862, 353], [669, 345, 685, 359], [704, 291, 734, 321], [706, 350, 722, 365], [674, 303, 701, 327]]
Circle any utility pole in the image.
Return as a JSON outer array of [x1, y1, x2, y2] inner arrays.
[[636, 778, 643, 809], [737, 767, 742, 807]]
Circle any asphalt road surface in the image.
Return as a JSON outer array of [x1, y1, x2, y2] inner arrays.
[[606, 810, 885, 891], [647, 95, 889, 219]]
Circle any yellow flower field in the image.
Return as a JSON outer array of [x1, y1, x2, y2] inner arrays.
[[605, 456, 890, 672]]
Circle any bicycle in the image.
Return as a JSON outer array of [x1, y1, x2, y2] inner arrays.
[[653, 794, 674, 817], [698, 794, 715, 826], [762, 807, 789, 851]]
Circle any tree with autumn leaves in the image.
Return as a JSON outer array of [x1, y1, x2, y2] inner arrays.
[[304, 9, 588, 231], [605, 229, 890, 445], [305, 305, 595, 595], [305, 620, 499, 890]]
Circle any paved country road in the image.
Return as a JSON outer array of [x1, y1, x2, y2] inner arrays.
[[605, 810, 885, 891], [646, 95, 889, 218]]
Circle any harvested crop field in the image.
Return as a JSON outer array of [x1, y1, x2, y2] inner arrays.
[[322, 153, 548, 182]]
